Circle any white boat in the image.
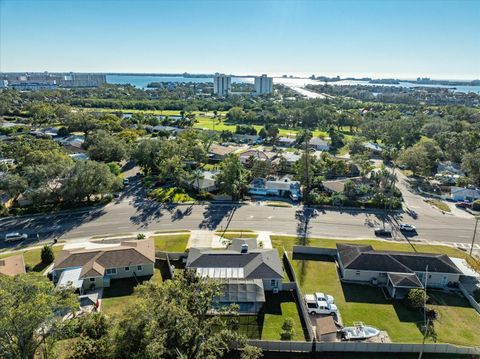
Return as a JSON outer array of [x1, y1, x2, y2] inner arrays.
[[341, 322, 380, 340]]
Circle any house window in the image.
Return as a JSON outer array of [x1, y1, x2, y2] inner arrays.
[[106, 268, 117, 275], [379, 273, 387, 277], [356, 271, 361, 275], [125, 267, 130, 272], [90, 278, 95, 282], [137, 265, 143, 271], [270, 280, 276, 287]]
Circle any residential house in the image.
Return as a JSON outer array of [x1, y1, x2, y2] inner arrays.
[[52, 239, 155, 293], [186, 239, 283, 313], [274, 152, 301, 171], [58, 135, 85, 152], [450, 187, 480, 202], [308, 137, 330, 151], [207, 144, 237, 161], [0, 191, 14, 208], [239, 149, 276, 165], [152, 125, 184, 135], [188, 170, 218, 192], [0, 254, 26, 276], [336, 243, 462, 298], [248, 177, 301, 201], [277, 137, 296, 147]]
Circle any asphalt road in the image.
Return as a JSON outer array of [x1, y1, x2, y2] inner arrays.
[[0, 172, 478, 251]]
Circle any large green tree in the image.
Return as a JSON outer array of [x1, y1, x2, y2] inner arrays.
[[0, 273, 77, 359], [61, 160, 121, 203], [215, 154, 250, 200], [114, 270, 252, 359], [85, 130, 128, 163]]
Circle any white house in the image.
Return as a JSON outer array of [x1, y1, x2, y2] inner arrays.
[[451, 187, 480, 202]]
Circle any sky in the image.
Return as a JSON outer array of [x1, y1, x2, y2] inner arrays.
[[1, 0, 479, 79]]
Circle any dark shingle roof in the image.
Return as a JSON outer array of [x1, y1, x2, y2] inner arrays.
[[54, 240, 155, 279], [336, 243, 461, 275], [186, 247, 283, 280], [388, 273, 423, 288]]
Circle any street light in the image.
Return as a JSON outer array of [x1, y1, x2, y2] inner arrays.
[[470, 216, 480, 257]]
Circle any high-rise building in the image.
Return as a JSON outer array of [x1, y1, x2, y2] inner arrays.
[[213, 73, 231, 96], [254, 74, 273, 95]]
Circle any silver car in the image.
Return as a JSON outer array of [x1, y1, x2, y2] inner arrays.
[[5, 232, 28, 242]]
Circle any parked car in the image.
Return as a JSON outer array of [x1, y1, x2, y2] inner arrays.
[[304, 294, 338, 315], [123, 178, 130, 186], [314, 292, 335, 304], [455, 201, 471, 209], [374, 228, 392, 237], [5, 232, 28, 242], [399, 223, 416, 232]]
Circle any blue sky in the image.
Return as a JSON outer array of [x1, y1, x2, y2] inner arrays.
[[1, 0, 479, 79]]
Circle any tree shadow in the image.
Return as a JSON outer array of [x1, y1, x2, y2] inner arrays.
[[198, 204, 238, 230], [295, 207, 319, 246]]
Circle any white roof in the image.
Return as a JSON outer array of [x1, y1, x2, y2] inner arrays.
[[450, 258, 479, 277], [195, 267, 245, 279], [57, 267, 84, 289]]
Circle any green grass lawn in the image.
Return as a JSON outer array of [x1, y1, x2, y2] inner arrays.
[[291, 254, 480, 346], [271, 235, 469, 259], [426, 199, 451, 213], [152, 234, 190, 252], [237, 292, 307, 341], [101, 270, 162, 317], [148, 187, 195, 203], [0, 245, 64, 272], [215, 232, 258, 240]]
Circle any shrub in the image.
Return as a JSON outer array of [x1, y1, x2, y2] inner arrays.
[[41, 245, 55, 265], [472, 200, 480, 211], [107, 162, 122, 176], [406, 288, 428, 309], [280, 317, 295, 340], [137, 233, 146, 240]]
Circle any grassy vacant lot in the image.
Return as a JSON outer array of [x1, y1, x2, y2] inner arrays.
[[0, 245, 64, 272], [237, 292, 307, 341], [152, 234, 190, 252], [271, 235, 469, 259]]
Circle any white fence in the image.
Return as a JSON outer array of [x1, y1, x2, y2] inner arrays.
[[459, 283, 480, 314], [246, 340, 480, 355]]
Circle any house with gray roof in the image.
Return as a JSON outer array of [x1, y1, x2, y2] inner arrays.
[[308, 137, 330, 151], [186, 239, 283, 313], [52, 239, 155, 293], [336, 243, 462, 298], [450, 186, 480, 202]]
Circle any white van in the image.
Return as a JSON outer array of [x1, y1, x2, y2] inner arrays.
[[4, 232, 28, 242]]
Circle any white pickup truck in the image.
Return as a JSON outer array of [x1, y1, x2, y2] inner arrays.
[[304, 294, 338, 315]]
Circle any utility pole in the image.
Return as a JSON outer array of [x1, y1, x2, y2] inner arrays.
[[470, 216, 479, 257], [304, 134, 310, 202], [418, 265, 429, 359]]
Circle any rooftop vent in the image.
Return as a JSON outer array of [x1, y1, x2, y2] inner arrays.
[[241, 244, 249, 254]]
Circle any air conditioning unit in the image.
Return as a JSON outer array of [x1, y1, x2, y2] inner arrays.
[[272, 287, 279, 294]]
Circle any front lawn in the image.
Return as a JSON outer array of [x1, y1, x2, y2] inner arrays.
[[426, 199, 451, 213], [237, 291, 307, 341], [216, 232, 258, 240], [291, 255, 480, 346], [148, 187, 195, 203], [271, 235, 469, 259], [152, 234, 190, 252], [0, 245, 64, 272]]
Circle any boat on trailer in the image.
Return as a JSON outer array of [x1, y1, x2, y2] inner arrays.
[[341, 322, 380, 340]]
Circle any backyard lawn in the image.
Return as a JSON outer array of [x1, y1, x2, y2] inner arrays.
[[0, 245, 64, 272], [291, 255, 480, 346], [101, 269, 163, 317], [237, 292, 307, 341], [152, 233, 190, 252]]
